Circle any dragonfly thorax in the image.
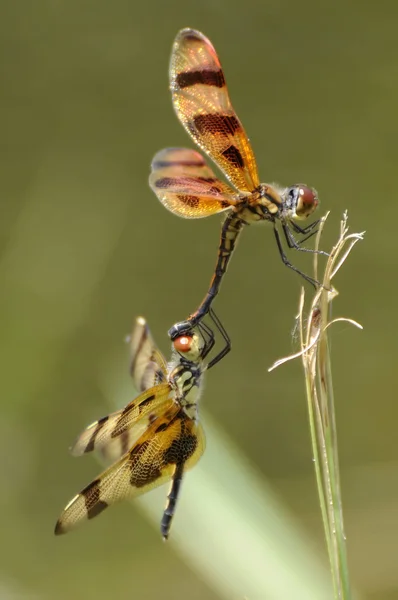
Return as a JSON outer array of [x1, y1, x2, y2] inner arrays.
[[241, 183, 318, 223], [237, 183, 282, 224], [170, 361, 203, 420]]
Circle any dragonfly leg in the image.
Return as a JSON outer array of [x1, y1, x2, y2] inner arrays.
[[283, 222, 329, 257], [289, 218, 320, 235], [197, 319, 215, 360], [206, 308, 231, 370], [273, 225, 321, 288]]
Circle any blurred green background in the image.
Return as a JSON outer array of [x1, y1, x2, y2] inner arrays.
[[1, 0, 397, 598]]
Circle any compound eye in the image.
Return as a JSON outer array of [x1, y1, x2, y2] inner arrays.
[[295, 185, 319, 219], [173, 335, 193, 353]]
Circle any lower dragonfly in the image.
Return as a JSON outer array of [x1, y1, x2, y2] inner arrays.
[[54, 310, 229, 540]]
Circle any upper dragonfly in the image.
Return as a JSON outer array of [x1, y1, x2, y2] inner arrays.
[[150, 28, 322, 339], [54, 311, 228, 539]]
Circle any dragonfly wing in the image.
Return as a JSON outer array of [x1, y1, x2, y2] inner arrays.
[[170, 29, 260, 193], [128, 316, 168, 392], [150, 147, 237, 218], [70, 383, 173, 461], [55, 408, 205, 535]]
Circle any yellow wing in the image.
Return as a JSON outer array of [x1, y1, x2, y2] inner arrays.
[[170, 28, 259, 193], [149, 147, 237, 218], [55, 409, 205, 535], [70, 383, 172, 460], [128, 316, 167, 392]]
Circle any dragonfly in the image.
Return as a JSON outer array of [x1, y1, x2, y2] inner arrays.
[[149, 28, 323, 340], [54, 310, 228, 540]]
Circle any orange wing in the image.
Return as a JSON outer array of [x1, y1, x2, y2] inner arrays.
[[170, 28, 259, 194], [149, 147, 237, 218], [55, 409, 205, 535]]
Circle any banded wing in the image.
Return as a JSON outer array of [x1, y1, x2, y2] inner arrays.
[[170, 28, 260, 193], [128, 316, 167, 392], [55, 409, 205, 535], [149, 147, 237, 218], [71, 383, 172, 460]]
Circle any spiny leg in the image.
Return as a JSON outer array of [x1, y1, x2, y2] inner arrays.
[[286, 225, 319, 247], [206, 308, 231, 370], [288, 221, 319, 246], [282, 223, 329, 257], [197, 319, 215, 360], [273, 225, 321, 289], [290, 219, 320, 235]]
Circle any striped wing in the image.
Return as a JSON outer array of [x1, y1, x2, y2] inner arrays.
[[149, 147, 237, 218], [128, 316, 168, 392], [170, 28, 260, 193], [55, 410, 205, 535], [70, 383, 172, 460]]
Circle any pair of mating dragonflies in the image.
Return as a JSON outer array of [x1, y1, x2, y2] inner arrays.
[[55, 28, 321, 538]]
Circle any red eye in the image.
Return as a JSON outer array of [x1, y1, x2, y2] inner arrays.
[[173, 335, 193, 353], [295, 184, 319, 218], [299, 185, 318, 208]]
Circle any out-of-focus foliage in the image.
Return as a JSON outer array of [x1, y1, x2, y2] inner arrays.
[[1, 0, 397, 598]]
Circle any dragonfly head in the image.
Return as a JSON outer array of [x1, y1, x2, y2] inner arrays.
[[173, 333, 204, 362], [285, 185, 319, 220]]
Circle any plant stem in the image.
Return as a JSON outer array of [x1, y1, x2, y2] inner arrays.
[[270, 213, 364, 599]]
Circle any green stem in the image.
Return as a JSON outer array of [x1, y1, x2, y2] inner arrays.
[[318, 330, 351, 598], [302, 214, 359, 599]]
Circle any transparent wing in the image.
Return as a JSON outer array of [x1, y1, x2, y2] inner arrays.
[[170, 28, 259, 193], [128, 316, 167, 392], [70, 383, 173, 460], [149, 147, 237, 218], [55, 409, 205, 535]]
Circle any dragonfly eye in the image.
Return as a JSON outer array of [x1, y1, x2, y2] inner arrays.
[[173, 335, 194, 353], [292, 184, 319, 219]]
